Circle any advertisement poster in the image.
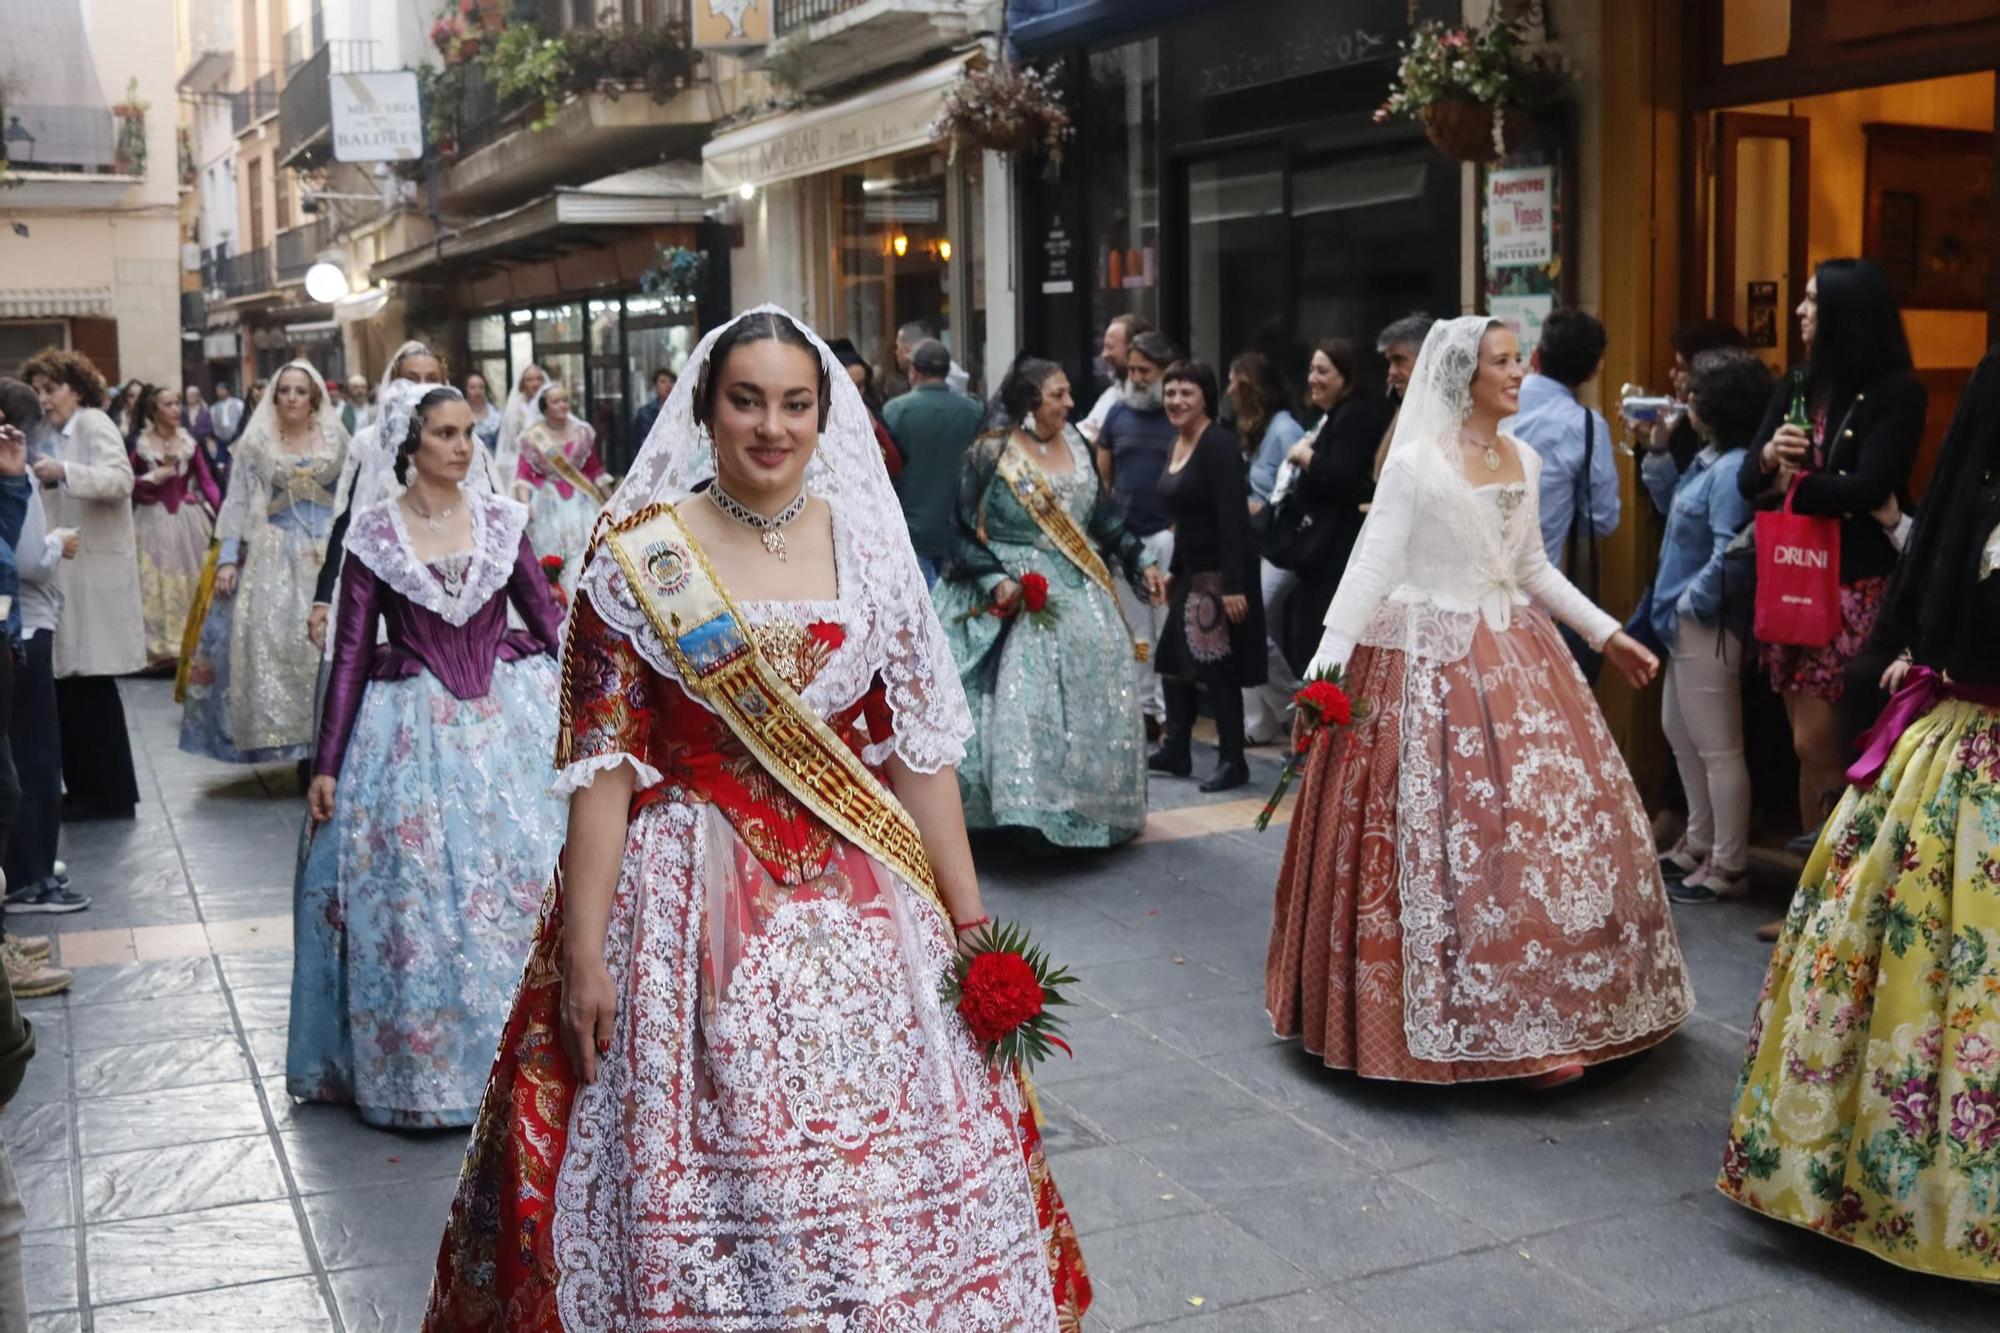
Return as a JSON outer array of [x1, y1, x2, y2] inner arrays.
[[1485, 166, 1554, 268]]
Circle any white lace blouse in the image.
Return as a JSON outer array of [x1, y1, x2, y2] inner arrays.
[[1310, 436, 1621, 672]]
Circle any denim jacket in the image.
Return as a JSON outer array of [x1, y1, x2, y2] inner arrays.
[[1643, 444, 1754, 648]]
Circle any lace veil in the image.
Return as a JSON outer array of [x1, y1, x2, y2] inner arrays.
[[581, 303, 972, 773], [224, 359, 346, 541]]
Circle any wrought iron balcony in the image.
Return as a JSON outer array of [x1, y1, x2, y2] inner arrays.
[[275, 216, 340, 281], [231, 72, 281, 136], [776, 0, 866, 31], [214, 247, 273, 299], [276, 39, 376, 168]]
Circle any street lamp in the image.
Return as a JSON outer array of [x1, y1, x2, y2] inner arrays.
[[3, 115, 36, 164], [304, 261, 349, 304]]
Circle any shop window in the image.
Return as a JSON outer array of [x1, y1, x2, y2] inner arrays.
[[1185, 148, 1287, 376], [830, 151, 955, 395], [0, 322, 67, 380], [621, 294, 697, 473], [1086, 38, 1161, 339], [1291, 146, 1449, 365]]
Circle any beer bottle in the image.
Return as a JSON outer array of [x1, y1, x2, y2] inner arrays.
[[1785, 369, 1809, 430]]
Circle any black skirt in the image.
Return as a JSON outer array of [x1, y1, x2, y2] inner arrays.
[[1155, 569, 1267, 689], [55, 674, 139, 818]]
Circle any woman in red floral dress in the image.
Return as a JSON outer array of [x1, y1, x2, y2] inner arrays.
[[423, 308, 1089, 1332]]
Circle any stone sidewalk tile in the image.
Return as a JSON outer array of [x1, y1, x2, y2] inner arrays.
[[12, 679, 1984, 1332]]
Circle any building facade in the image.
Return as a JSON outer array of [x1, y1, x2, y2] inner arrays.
[[1, 0, 184, 386], [704, 1, 1014, 396]]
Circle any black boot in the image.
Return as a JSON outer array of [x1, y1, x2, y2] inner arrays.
[[1200, 684, 1250, 792], [1149, 680, 1194, 777]]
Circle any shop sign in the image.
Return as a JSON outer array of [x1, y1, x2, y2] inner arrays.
[[331, 70, 423, 163], [1485, 167, 1553, 268], [703, 56, 970, 195], [1041, 217, 1075, 295], [201, 331, 239, 360], [693, 0, 772, 49], [1179, 0, 1410, 99]]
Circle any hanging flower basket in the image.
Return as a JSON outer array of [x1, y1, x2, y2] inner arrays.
[[933, 60, 1073, 166], [1376, 17, 1570, 164], [1420, 98, 1531, 164]]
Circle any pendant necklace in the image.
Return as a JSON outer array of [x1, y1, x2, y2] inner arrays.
[[405, 491, 458, 535], [712, 482, 807, 560], [1466, 430, 1502, 473]]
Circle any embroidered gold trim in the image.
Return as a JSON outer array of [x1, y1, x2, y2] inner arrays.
[[994, 443, 1149, 662], [601, 503, 946, 918]]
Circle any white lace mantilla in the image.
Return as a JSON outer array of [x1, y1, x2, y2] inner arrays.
[[550, 802, 1055, 1331], [573, 494, 973, 775], [343, 489, 529, 627]]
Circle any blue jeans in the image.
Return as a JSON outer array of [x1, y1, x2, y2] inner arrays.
[[916, 554, 942, 589]]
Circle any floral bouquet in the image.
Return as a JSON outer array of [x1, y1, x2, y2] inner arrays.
[[956, 571, 1058, 628], [942, 919, 1078, 1074], [1254, 667, 1363, 832]]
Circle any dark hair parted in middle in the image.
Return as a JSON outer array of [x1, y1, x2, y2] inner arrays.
[[1161, 360, 1220, 422], [395, 387, 469, 486], [1687, 348, 1773, 451], [696, 312, 831, 432], [998, 356, 1065, 427]]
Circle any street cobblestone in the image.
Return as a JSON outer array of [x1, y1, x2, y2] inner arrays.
[[10, 680, 1993, 1329]]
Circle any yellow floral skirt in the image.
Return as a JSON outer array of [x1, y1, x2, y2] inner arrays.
[[1721, 697, 2000, 1282], [174, 542, 221, 703]]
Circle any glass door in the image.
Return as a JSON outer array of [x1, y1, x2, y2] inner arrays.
[[1183, 147, 1289, 375]]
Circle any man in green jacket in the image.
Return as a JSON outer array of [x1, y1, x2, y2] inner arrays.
[[883, 339, 982, 586]]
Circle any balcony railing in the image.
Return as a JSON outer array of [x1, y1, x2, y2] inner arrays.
[[275, 216, 339, 282], [284, 24, 308, 73], [215, 247, 273, 299], [775, 0, 866, 33], [277, 39, 375, 167], [232, 70, 281, 135], [180, 289, 208, 330], [448, 11, 694, 160]]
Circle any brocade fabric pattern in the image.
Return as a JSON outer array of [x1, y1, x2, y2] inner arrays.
[[933, 434, 1149, 847], [130, 431, 215, 665], [1722, 698, 2000, 1282]]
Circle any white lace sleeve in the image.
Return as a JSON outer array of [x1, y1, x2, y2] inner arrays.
[[551, 751, 663, 798], [1516, 459, 1621, 650], [856, 519, 972, 773], [1309, 456, 1416, 675]]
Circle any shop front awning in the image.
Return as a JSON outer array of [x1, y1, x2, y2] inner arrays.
[[374, 163, 708, 284], [701, 51, 976, 197], [0, 287, 112, 318]]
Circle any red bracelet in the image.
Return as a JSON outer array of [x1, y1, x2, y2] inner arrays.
[[952, 915, 991, 935]]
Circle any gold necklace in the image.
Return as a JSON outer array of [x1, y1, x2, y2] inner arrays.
[[1464, 431, 1502, 472]]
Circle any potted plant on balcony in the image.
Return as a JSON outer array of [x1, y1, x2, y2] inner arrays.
[[933, 58, 1073, 167], [1373, 16, 1571, 164], [111, 78, 148, 177]]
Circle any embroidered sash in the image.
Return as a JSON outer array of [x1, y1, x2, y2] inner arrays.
[[992, 443, 1148, 662], [540, 446, 606, 505], [600, 503, 945, 916]]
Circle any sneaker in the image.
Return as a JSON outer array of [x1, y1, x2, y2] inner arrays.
[[9, 933, 51, 961], [0, 880, 38, 910], [3, 881, 90, 915], [1669, 864, 1748, 905], [1658, 843, 1702, 881], [1, 941, 72, 998]]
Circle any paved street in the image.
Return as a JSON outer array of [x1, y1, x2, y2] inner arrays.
[[8, 679, 1996, 1330]]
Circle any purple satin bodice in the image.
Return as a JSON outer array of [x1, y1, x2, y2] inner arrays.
[[314, 534, 565, 779]]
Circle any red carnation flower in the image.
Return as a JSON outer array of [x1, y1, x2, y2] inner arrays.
[[1019, 571, 1050, 614], [1295, 679, 1352, 726], [956, 950, 1046, 1046]]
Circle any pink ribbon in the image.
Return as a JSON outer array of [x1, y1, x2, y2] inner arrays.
[[1847, 667, 1942, 789], [1847, 667, 2000, 788]]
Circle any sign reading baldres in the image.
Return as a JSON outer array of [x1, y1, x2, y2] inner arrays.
[[332, 71, 423, 163]]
